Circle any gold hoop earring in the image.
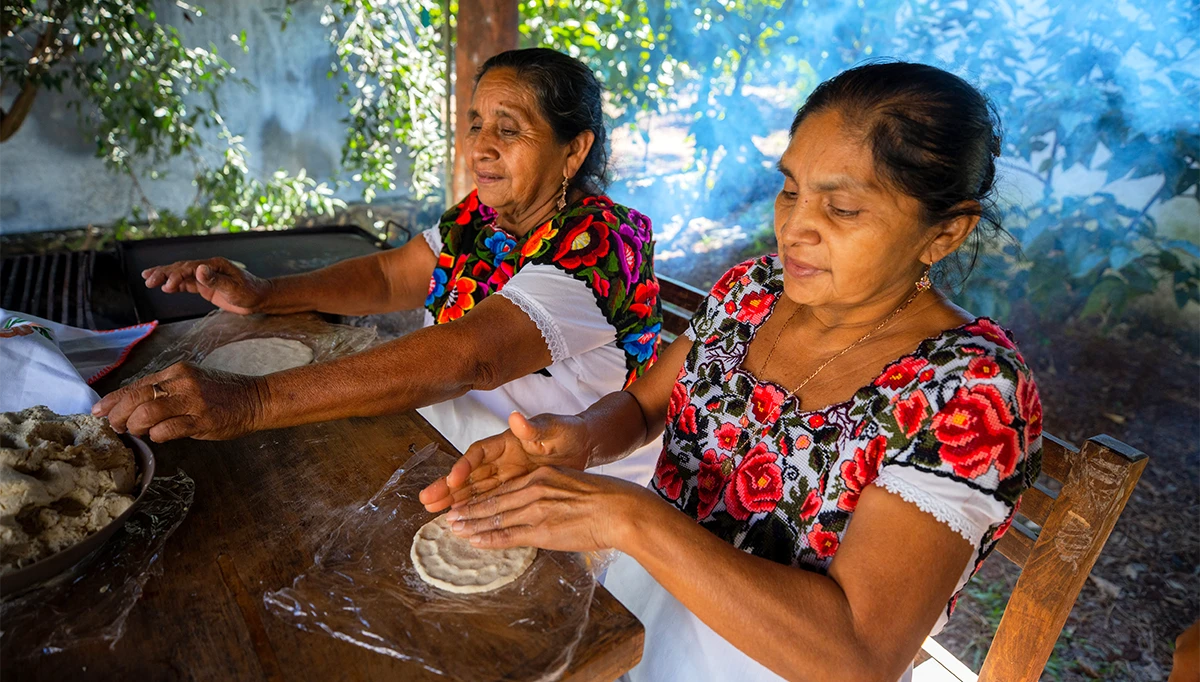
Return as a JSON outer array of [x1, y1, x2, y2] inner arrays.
[[557, 177, 569, 211], [916, 265, 933, 292]]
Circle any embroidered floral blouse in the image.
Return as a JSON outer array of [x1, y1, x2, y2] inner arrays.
[[416, 190, 665, 486], [650, 255, 1043, 626]]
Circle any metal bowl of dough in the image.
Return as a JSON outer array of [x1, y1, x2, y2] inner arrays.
[[0, 435, 157, 598]]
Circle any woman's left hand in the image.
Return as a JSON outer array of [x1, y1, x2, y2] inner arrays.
[[91, 362, 267, 442], [444, 466, 660, 553]]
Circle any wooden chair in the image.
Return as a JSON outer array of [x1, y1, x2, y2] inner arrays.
[[655, 274, 1150, 682]]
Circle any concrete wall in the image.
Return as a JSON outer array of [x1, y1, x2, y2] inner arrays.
[[0, 0, 411, 235]]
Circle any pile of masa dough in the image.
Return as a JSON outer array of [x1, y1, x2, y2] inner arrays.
[[0, 406, 138, 574]]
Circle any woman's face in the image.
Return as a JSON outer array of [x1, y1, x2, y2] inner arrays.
[[466, 68, 576, 221], [773, 108, 931, 309]]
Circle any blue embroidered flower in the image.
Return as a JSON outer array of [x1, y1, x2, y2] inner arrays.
[[484, 231, 517, 266], [620, 321, 661, 363], [425, 268, 449, 306]]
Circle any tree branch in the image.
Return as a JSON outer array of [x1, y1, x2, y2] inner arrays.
[[0, 5, 68, 142]]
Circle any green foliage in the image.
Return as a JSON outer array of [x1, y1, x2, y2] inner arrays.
[[322, 0, 450, 202], [1, 1, 344, 237]]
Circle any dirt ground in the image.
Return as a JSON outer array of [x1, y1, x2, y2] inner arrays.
[[657, 248, 1200, 681]]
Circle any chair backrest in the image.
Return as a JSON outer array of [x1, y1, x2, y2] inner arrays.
[[981, 433, 1147, 681], [656, 274, 1150, 682]]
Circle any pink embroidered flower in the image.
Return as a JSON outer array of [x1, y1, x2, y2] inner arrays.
[[750, 383, 786, 423], [932, 384, 1021, 479], [838, 435, 886, 512], [667, 382, 688, 421], [697, 449, 729, 519], [735, 291, 775, 325], [1017, 373, 1043, 445], [964, 318, 1016, 350], [654, 456, 683, 501], [678, 405, 698, 435], [711, 260, 753, 300], [874, 356, 929, 390], [714, 422, 741, 451], [800, 489, 822, 519], [893, 390, 932, 438], [724, 443, 784, 520], [807, 523, 840, 559]]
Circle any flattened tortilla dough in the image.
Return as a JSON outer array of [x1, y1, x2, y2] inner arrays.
[[410, 514, 537, 594], [200, 338, 314, 376]]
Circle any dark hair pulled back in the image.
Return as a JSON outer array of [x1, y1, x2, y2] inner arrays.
[[477, 48, 609, 194], [791, 61, 1009, 285]]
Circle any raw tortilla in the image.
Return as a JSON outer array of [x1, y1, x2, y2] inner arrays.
[[410, 514, 537, 594], [200, 338, 314, 376]]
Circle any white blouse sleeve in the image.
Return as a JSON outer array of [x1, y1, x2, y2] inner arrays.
[[421, 226, 443, 255], [496, 263, 615, 365]]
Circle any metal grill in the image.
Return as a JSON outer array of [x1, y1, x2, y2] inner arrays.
[[0, 250, 96, 329]]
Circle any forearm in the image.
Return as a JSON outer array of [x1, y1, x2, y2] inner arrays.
[[258, 253, 395, 316], [254, 323, 480, 429], [574, 391, 656, 468], [617, 495, 896, 682]]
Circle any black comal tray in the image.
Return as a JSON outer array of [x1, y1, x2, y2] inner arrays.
[[117, 225, 390, 323]]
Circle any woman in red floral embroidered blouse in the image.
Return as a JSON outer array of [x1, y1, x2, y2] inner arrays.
[[422, 63, 1041, 682]]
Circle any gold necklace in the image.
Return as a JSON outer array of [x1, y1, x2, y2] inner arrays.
[[754, 276, 931, 436]]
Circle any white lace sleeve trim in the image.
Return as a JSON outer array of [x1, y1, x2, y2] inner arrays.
[[496, 286, 569, 364], [873, 470, 984, 547], [421, 227, 442, 255]]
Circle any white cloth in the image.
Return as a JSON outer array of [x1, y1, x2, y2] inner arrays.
[[0, 309, 157, 414], [416, 229, 661, 485], [605, 553, 913, 682]]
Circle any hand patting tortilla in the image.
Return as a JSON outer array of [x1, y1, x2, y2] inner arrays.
[[410, 514, 536, 594], [200, 338, 314, 376]]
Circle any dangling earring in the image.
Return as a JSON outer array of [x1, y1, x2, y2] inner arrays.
[[556, 176, 569, 211], [916, 265, 933, 292]]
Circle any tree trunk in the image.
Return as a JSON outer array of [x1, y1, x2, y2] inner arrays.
[[0, 80, 40, 142]]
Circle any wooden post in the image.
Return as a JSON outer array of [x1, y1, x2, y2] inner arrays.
[[452, 0, 519, 202]]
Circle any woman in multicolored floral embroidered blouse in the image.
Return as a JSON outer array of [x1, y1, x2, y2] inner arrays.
[[422, 62, 1042, 682], [98, 48, 664, 484]]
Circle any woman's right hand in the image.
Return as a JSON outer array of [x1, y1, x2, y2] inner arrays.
[[419, 411, 591, 513], [142, 257, 271, 315]]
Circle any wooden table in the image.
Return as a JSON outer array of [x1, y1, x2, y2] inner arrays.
[[10, 320, 643, 681]]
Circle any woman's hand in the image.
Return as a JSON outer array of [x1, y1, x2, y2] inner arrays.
[[441, 466, 660, 553], [91, 363, 268, 442], [142, 257, 271, 315], [419, 411, 592, 512]]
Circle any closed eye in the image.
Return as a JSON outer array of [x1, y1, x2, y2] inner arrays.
[[830, 206, 861, 218]]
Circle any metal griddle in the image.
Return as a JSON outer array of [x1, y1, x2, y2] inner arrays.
[[116, 225, 389, 323]]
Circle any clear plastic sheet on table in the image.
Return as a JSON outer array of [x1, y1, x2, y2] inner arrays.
[[124, 310, 378, 385], [0, 471, 196, 659], [264, 444, 598, 682]]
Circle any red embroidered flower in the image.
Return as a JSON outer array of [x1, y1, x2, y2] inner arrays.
[[750, 383, 786, 423], [965, 356, 1002, 381], [697, 449, 729, 519], [667, 382, 688, 421], [807, 523, 840, 559], [735, 291, 775, 325], [455, 191, 481, 225], [630, 280, 660, 319], [471, 260, 493, 280], [711, 260, 753, 300], [918, 368, 935, 383], [874, 356, 929, 390], [932, 384, 1021, 479], [582, 195, 614, 209], [678, 405, 698, 435], [554, 215, 610, 269], [994, 504, 1018, 540], [892, 390, 932, 438], [714, 422, 741, 451], [1017, 373, 1042, 445], [486, 261, 514, 291], [589, 269, 610, 298], [800, 489, 822, 519], [964, 318, 1016, 350], [654, 456, 683, 501], [838, 435, 886, 512], [724, 300, 737, 314], [808, 414, 826, 429], [724, 443, 784, 520]]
